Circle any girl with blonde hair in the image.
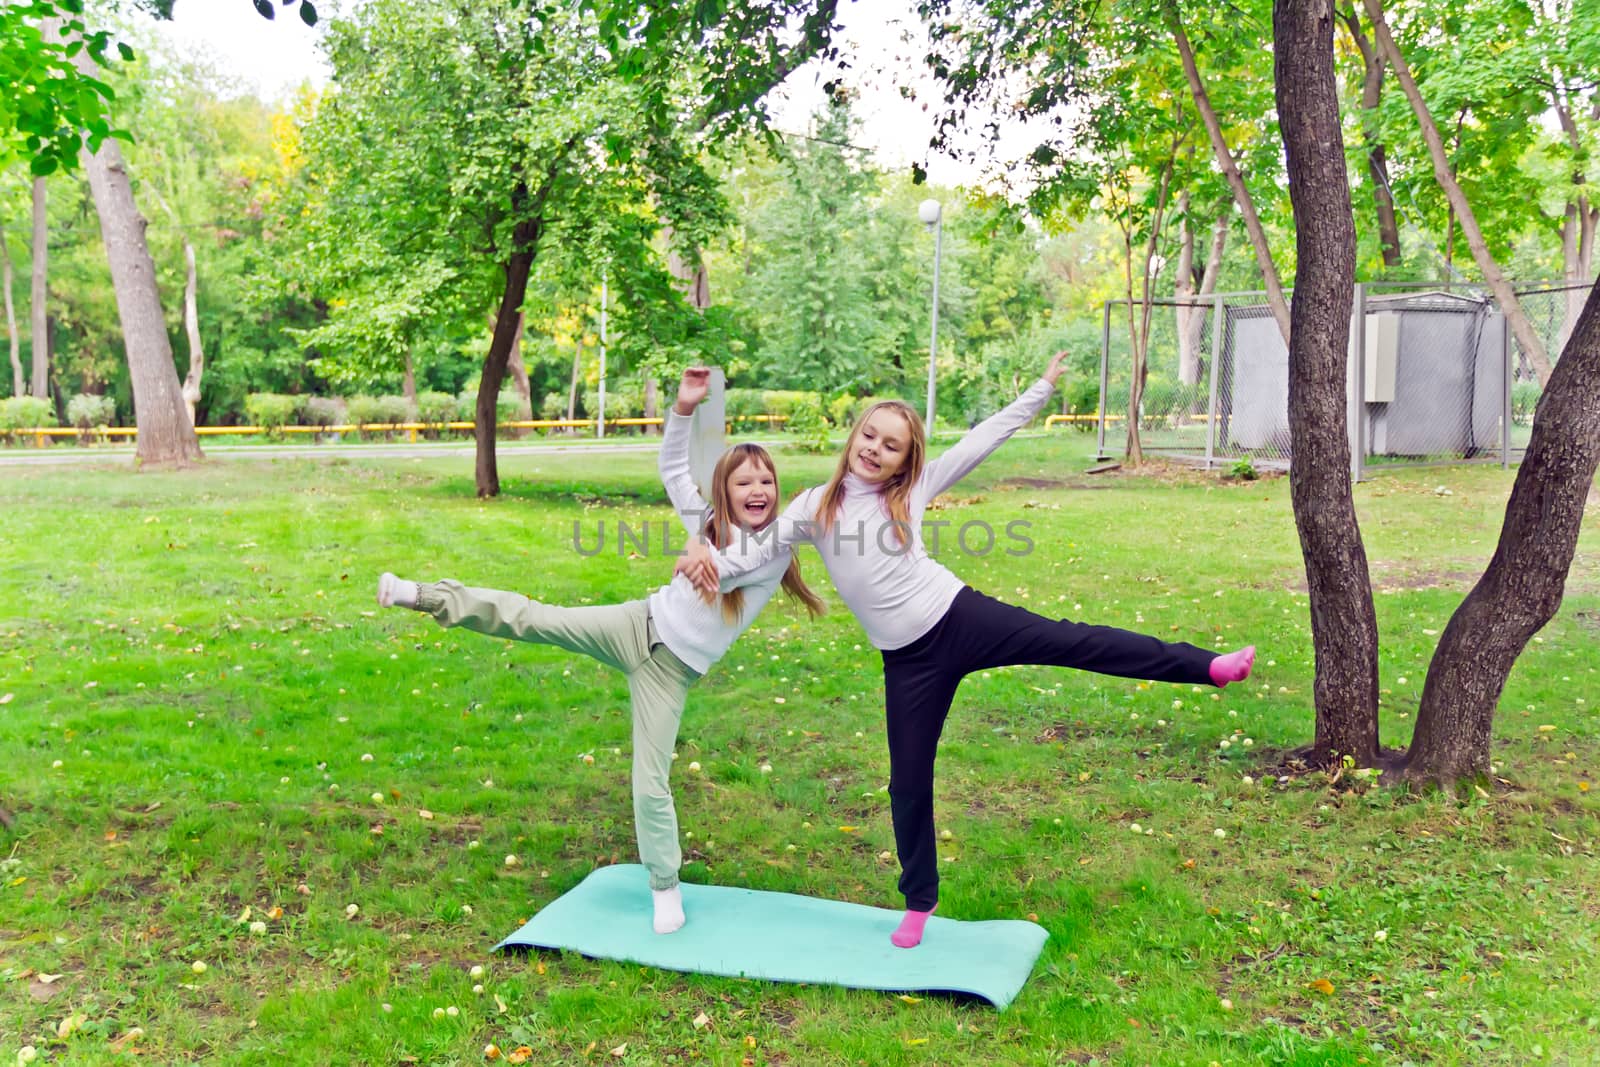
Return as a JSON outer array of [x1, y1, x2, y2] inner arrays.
[[677, 352, 1254, 947], [379, 367, 823, 935]]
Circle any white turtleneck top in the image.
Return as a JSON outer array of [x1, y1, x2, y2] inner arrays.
[[708, 377, 1057, 651], [646, 410, 793, 673]]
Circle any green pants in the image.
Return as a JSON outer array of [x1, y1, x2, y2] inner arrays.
[[416, 580, 701, 891]]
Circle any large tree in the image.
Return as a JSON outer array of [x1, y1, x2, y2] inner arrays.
[[61, 19, 201, 464], [1273, 0, 1382, 766]]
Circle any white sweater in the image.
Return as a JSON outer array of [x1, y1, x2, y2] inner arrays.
[[646, 411, 793, 673], [710, 378, 1057, 651]]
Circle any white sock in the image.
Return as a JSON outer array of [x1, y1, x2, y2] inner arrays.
[[377, 572, 418, 609], [652, 886, 685, 935]]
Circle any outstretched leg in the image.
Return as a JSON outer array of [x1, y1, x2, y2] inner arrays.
[[383, 576, 651, 674], [626, 640, 700, 934], [952, 587, 1240, 686]]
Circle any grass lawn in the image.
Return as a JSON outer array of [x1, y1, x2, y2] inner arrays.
[[2, 435, 1597, 1066]]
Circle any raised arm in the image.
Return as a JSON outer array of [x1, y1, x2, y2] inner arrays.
[[919, 351, 1068, 499], [660, 368, 712, 534]]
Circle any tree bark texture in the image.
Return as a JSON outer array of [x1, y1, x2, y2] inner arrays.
[[1406, 278, 1600, 783], [1361, 0, 1552, 385], [179, 237, 203, 427], [1274, 0, 1381, 766], [82, 139, 203, 465], [1, 226, 21, 399], [30, 177, 48, 400], [1168, 3, 1293, 345]]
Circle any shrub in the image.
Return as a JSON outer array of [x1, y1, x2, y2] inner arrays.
[[416, 391, 456, 427], [723, 388, 765, 421], [1228, 457, 1260, 481], [825, 394, 852, 428], [1512, 381, 1541, 426], [784, 393, 833, 453], [839, 395, 914, 429], [244, 393, 300, 439], [760, 390, 822, 420], [66, 393, 116, 431], [301, 397, 345, 428], [0, 396, 55, 442], [539, 392, 569, 421]]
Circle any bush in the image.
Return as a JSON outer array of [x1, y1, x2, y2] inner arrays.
[[416, 391, 456, 427], [760, 390, 822, 420], [244, 393, 300, 438], [582, 382, 644, 431], [784, 393, 833, 453], [66, 393, 116, 431], [0, 396, 55, 442], [539, 392, 569, 421], [1512, 381, 1541, 425], [839, 395, 914, 429], [301, 397, 345, 428], [723, 388, 765, 420], [827, 394, 856, 428]]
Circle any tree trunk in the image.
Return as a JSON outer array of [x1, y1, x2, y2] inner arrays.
[[30, 177, 48, 400], [1121, 159, 1175, 465], [506, 312, 533, 417], [566, 340, 582, 423], [1, 226, 21, 398], [1404, 279, 1600, 783], [475, 216, 540, 498], [504, 312, 533, 438], [1274, 0, 1381, 767], [1168, 3, 1293, 345], [1175, 192, 1199, 386], [1338, 7, 1402, 269], [662, 234, 710, 437], [1176, 202, 1228, 390], [1557, 201, 1596, 354], [1555, 99, 1598, 355], [1362, 0, 1552, 384], [402, 347, 417, 404], [82, 138, 203, 465], [179, 237, 203, 428]]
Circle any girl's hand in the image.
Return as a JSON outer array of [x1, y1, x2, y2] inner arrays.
[[674, 536, 720, 599], [1043, 350, 1071, 386], [675, 367, 712, 415]]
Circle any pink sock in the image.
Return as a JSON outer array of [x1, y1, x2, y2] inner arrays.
[[891, 905, 936, 949], [1209, 645, 1256, 687]]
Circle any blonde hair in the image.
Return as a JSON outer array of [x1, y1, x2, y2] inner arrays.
[[702, 443, 826, 623], [817, 400, 926, 545]]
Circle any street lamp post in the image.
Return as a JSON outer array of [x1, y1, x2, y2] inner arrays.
[[597, 269, 608, 439], [918, 198, 943, 432]]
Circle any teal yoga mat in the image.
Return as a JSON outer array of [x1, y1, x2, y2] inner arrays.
[[493, 864, 1049, 1010]]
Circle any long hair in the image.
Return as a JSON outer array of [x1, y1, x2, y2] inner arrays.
[[817, 400, 927, 546], [701, 443, 826, 624]]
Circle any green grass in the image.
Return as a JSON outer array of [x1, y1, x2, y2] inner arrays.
[[2, 437, 1597, 1065]]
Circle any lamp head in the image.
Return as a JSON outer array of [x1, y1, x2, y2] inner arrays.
[[917, 198, 942, 227]]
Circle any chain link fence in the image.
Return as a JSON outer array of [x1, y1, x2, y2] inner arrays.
[[1095, 280, 1592, 477]]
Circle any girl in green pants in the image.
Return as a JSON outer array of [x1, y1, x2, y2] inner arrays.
[[377, 368, 824, 934]]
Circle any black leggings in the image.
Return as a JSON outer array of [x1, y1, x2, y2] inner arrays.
[[880, 586, 1218, 911]]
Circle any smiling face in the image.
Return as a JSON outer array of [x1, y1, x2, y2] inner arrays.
[[849, 407, 913, 483], [724, 455, 778, 529]]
